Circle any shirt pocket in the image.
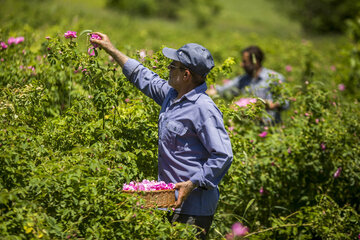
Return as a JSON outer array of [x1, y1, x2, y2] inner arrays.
[[166, 120, 188, 150], [166, 120, 187, 136]]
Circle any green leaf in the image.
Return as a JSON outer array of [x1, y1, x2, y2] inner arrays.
[[243, 198, 255, 217], [79, 29, 93, 37]]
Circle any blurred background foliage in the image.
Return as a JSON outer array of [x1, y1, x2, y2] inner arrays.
[[270, 0, 360, 34]]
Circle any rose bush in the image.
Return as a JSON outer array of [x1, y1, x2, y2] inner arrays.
[[1, 23, 360, 240]]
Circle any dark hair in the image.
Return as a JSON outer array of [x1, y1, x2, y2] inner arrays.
[[191, 71, 206, 86], [242, 46, 265, 66], [180, 63, 206, 86]]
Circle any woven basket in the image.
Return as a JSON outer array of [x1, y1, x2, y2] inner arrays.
[[122, 189, 176, 208]]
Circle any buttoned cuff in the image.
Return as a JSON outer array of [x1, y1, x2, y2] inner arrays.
[[190, 175, 207, 190]]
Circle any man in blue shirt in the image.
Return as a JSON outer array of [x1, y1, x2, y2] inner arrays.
[[91, 33, 233, 239], [207, 46, 289, 125]]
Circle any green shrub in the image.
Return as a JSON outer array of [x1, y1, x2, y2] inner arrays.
[[270, 0, 360, 34]]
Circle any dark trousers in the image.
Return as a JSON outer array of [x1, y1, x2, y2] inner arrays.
[[167, 213, 214, 240]]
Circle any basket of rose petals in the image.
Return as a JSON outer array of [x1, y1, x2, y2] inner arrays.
[[122, 180, 176, 208]]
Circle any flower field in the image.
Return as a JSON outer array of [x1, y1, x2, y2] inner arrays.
[[1, 0, 360, 239]]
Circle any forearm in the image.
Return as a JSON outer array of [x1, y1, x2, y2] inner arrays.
[[106, 47, 129, 68]]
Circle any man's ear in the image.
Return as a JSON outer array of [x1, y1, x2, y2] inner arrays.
[[184, 69, 192, 81]]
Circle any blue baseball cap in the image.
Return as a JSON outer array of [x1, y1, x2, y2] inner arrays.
[[162, 43, 215, 77]]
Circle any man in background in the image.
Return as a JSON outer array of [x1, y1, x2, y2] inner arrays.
[[207, 46, 289, 125]]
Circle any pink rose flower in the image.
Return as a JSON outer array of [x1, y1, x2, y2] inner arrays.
[[90, 34, 101, 48], [338, 84, 345, 91], [88, 47, 95, 56], [232, 222, 249, 237], [330, 65, 336, 71], [320, 143, 326, 150], [285, 65, 292, 72], [333, 167, 342, 178], [234, 98, 257, 108], [222, 79, 230, 84], [259, 187, 264, 195], [258, 131, 267, 138], [1, 42, 8, 49], [7, 37, 16, 45], [15, 37, 24, 44], [64, 31, 77, 39], [123, 180, 175, 191], [139, 49, 146, 60]]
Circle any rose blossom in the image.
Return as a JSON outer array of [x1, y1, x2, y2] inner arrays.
[[259, 187, 264, 195], [338, 84, 345, 91], [222, 79, 230, 84], [1, 42, 8, 49], [320, 143, 326, 150], [232, 222, 249, 236], [258, 131, 267, 138], [88, 47, 95, 56], [139, 49, 146, 60], [123, 180, 175, 191], [90, 34, 101, 48], [333, 167, 342, 178], [285, 65, 292, 72], [15, 37, 24, 44], [7, 37, 16, 45], [64, 31, 77, 39], [234, 98, 257, 107]]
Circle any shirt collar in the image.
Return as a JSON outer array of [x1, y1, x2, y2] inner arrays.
[[248, 67, 266, 82], [258, 67, 271, 80]]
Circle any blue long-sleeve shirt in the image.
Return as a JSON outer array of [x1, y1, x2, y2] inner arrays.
[[216, 67, 290, 124], [123, 59, 233, 215]]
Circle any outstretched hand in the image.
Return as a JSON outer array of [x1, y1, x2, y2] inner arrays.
[[89, 32, 115, 54], [89, 32, 129, 68], [174, 180, 196, 208]]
